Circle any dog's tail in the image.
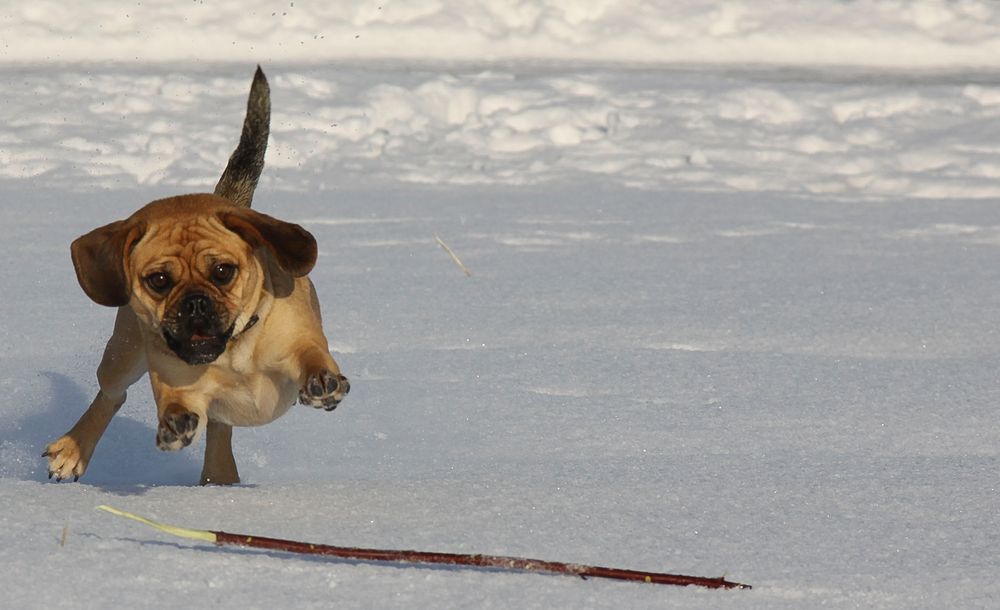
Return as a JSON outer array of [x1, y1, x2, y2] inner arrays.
[[215, 66, 270, 209]]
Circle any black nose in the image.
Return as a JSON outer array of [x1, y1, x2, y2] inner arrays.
[[180, 293, 213, 317]]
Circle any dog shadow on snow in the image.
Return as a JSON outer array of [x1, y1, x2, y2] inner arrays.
[[12, 371, 203, 494]]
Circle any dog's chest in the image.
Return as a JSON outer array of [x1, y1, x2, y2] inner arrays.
[[207, 367, 298, 427]]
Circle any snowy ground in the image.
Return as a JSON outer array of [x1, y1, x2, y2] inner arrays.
[[14, 63, 1000, 201], [10, 0, 1000, 68], [2, 2, 1000, 609]]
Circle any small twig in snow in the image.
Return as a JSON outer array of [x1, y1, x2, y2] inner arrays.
[[435, 233, 472, 277]]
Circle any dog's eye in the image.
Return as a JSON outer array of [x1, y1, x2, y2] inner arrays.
[[211, 263, 237, 286], [145, 272, 173, 294]]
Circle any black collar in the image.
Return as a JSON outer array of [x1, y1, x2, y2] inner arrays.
[[229, 314, 259, 342]]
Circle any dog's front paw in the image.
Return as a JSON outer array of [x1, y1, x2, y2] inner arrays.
[[299, 371, 350, 411], [156, 405, 200, 451], [42, 436, 90, 482]]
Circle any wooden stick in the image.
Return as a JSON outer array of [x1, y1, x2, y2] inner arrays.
[[434, 233, 473, 277], [96, 505, 750, 590]]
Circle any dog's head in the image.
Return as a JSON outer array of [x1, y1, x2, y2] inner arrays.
[[71, 194, 316, 365]]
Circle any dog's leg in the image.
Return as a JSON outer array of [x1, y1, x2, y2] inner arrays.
[[297, 345, 350, 411], [151, 393, 208, 451], [150, 372, 210, 452], [200, 419, 240, 485], [44, 308, 147, 481]]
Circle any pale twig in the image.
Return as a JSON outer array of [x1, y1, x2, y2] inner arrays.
[[434, 233, 472, 277]]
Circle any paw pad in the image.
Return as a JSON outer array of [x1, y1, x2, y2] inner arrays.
[[157, 408, 200, 450], [299, 371, 350, 411]]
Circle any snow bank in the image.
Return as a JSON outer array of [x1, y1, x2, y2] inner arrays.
[[8, 0, 1000, 68], [8, 64, 1000, 199]]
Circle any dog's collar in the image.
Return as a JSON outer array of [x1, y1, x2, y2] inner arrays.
[[229, 314, 259, 342]]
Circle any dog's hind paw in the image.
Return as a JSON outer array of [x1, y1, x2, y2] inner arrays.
[[299, 371, 350, 411], [42, 436, 89, 482], [156, 405, 200, 451]]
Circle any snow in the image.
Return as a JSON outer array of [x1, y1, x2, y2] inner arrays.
[[2, 2, 1000, 609], [16, 64, 1000, 201], [11, 0, 1000, 68]]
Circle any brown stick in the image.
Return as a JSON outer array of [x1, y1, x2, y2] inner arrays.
[[96, 506, 750, 590], [213, 531, 751, 589]]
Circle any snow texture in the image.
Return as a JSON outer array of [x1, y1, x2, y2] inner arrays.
[[9, 0, 1000, 68], [1, 2, 999, 609]]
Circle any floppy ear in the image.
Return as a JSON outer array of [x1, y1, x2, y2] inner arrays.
[[71, 219, 146, 307], [218, 209, 317, 277]]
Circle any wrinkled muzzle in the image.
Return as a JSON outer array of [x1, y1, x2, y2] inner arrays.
[[161, 293, 234, 365]]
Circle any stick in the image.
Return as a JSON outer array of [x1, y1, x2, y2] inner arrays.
[[434, 233, 473, 277], [96, 505, 749, 590]]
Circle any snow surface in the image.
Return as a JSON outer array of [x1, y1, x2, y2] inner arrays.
[[11, 0, 1000, 68], [2, 2, 1000, 609]]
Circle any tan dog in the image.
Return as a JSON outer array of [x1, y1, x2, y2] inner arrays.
[[43, 67, 348, 485]]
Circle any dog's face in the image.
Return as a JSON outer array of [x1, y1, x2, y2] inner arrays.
[[71, 194, 317, 365], [128, 215, 263, 364]]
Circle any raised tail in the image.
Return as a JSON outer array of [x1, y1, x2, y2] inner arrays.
[[214, 66, 270, 209]]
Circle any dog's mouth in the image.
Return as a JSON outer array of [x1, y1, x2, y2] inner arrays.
[[162, 322, 235, 365]]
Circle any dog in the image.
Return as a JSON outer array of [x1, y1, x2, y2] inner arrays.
[[43, 67, 349, 485]]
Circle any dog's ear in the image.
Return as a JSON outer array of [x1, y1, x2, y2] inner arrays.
[[218, 209, 317, 277], [71, 219, 146, 307]]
